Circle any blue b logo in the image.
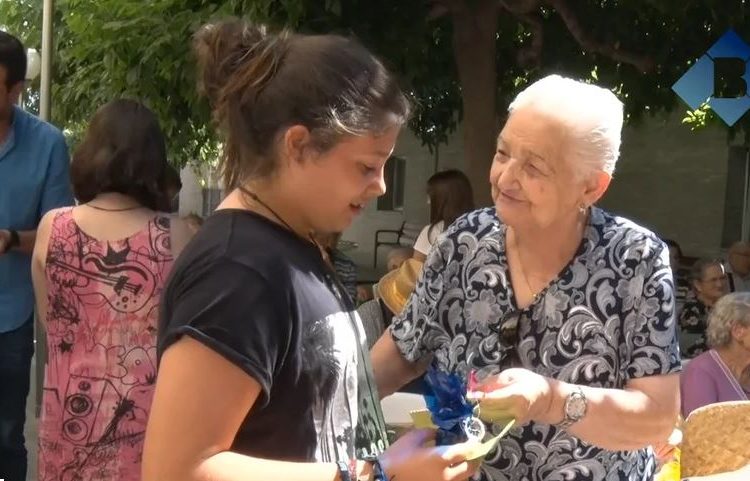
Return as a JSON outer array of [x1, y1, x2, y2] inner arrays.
[[672, 29, 750, 126]]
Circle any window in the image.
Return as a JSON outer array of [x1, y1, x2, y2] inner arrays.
[[377, 155, 406, 211]]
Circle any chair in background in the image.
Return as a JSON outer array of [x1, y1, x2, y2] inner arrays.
[[373, 221, 422, 268]]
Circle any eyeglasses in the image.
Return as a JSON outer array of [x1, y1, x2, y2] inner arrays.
[[493, 309, 524, 368], [702, 275, 727, 285]]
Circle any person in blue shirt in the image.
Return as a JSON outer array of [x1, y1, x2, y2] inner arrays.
[[0, 30, 74, 481]]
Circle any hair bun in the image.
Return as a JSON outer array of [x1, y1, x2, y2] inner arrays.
[[193, 18, 282, 106]]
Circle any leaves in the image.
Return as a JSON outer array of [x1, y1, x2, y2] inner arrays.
[[682, 103, 715, 130], [2, 0, 748, 173]]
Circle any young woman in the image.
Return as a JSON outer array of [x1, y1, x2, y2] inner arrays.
[[413, 170, 474, 261], [31, 99, 192, 481], [142, 19, 475, 481]]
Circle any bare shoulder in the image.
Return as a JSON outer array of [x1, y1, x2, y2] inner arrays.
[[37, 206, 71, 243], [39, 206, 68, 228]]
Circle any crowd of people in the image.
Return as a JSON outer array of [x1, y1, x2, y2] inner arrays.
[[0, 16, 748, 481]]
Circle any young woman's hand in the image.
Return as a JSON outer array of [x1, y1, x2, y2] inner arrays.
[[379, 429, 479, 481]]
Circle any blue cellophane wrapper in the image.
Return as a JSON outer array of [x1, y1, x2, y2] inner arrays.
[[422, 365, 474, 445]]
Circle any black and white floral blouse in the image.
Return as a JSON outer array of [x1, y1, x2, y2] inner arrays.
[[678, 293, 709, 358], [391, 207, 681, 481]]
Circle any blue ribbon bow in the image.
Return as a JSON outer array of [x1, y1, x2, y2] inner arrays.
[[422, 365, 475, 445]]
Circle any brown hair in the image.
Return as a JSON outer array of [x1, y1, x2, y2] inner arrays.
[[427, 169, 474, 232], [71, 99, 171, 210], [193, 18, 410, 190]]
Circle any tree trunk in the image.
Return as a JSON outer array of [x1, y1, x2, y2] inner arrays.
[[451, 0, 499, 207]]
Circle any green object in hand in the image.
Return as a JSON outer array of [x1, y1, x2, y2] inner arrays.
[[409, 410, 515, 461]]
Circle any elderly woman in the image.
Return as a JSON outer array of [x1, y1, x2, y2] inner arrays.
[[679, 258, 730, 358], [371, 75, 681, 481], [681, 292, 750, 417]]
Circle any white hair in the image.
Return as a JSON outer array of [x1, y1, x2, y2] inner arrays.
[[707, 292, 750, 348], [508, 74, 624, 176]]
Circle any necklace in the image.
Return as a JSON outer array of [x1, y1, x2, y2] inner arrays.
[[85, 203, 142, 212], [238, 186, 321, 250], [517, 252, 540, 301], [509, 228, 543, 302]]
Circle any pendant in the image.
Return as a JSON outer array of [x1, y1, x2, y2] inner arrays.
[[461, 416, 487, 442]]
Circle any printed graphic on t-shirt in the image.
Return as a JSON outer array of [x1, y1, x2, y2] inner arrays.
[[305, 311, 358, 462]]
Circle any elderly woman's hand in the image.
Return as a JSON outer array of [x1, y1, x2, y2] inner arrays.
[[467, 368, 557, 425]]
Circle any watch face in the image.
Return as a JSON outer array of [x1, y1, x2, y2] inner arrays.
[[568, 394, 587, 420], [461, 416, 487, 442]]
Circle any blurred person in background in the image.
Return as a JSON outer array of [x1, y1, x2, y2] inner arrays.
[[681, 292, 750, 417], [412, 169, 474, 262], [680, 258, 729, 358], [31, 99, 193, 481]]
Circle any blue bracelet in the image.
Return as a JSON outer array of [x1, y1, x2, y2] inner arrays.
[[359, 456, 387, 481], [371, 458, 387, 481], [337, 460, 352, 481]]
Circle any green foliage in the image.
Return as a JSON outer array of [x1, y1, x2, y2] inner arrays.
[[682, 103, 714, 130], [1, 0, 749, 170]]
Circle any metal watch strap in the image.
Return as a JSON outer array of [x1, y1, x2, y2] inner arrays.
[[556, 386, 587, 431], [556, 415, 576, 431]]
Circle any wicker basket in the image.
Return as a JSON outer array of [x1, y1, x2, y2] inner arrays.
[[680, 401, 750, 477]]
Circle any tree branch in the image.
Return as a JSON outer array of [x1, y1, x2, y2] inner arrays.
[[428, 0, 655, 72], [499, 0, 544, 68], [544, 0, 655, 73], [499, 0, 542, 15], [426, 0, 462, 20], [515, 12, 544, 68]]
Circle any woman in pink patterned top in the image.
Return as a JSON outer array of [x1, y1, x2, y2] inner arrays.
[[30, 100, 192, 481]]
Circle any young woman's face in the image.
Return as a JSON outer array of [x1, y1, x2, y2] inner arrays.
[[289, 126, 400, 234]]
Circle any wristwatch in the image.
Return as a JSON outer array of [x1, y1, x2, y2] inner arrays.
[[2, 229, 19, 253], [556, 386, 588, 431]]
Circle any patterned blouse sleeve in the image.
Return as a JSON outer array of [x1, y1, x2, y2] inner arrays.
[[389, 238, 448, 363], [625, 243, 682, 381]]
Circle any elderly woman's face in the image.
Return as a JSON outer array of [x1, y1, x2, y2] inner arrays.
[[695, 264, 729, 302], [489, 108, 597, 229], [731, 322, 750, 349]]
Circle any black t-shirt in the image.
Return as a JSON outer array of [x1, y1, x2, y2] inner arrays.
[[158, 209, 363, 462]]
